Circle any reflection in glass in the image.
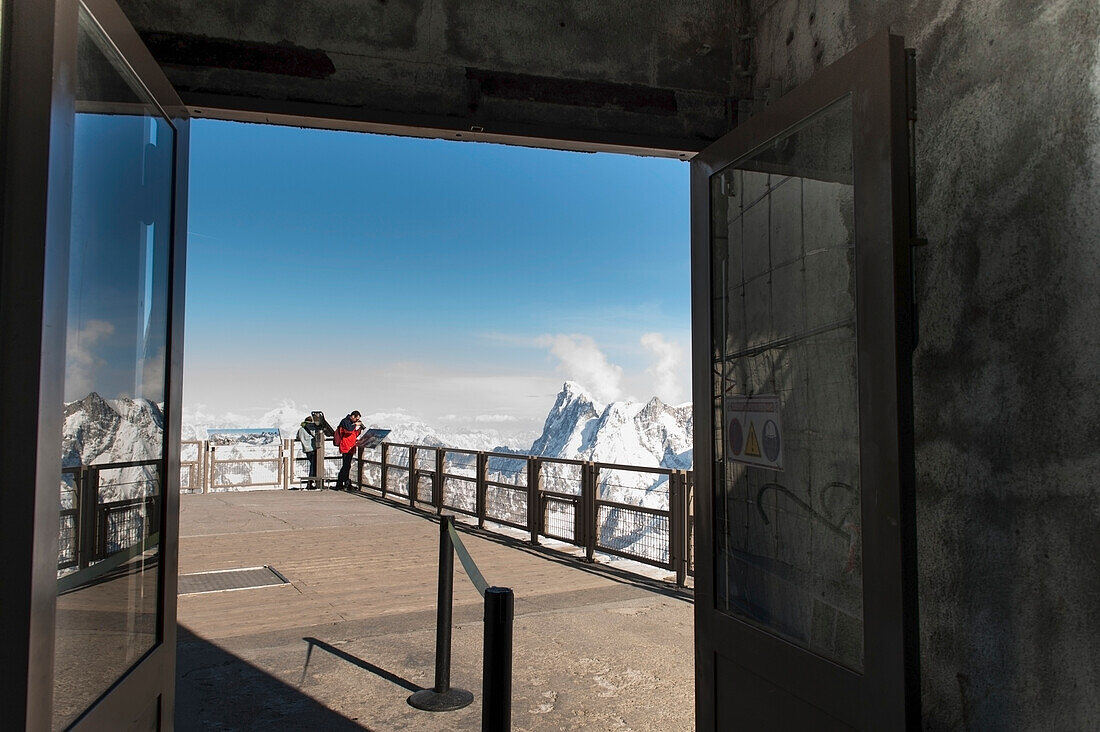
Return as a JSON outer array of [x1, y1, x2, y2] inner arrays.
[[53, 8, 174, 729], [710, 96, 864, 670]]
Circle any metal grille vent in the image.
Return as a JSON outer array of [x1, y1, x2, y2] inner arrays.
[[178, 566, 288, 595]]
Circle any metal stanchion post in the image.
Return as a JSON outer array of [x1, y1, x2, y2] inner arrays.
[[408, 515, 474, 711], [482, 586, 514, 732]]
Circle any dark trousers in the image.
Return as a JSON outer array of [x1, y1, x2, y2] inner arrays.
[[337, 449, 355, 489], [304, 450, 317, 488]]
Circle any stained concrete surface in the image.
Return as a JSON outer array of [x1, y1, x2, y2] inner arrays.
[[117, 0, 738, 148], [748, 1, 1100, 728], [175, 491, 694, 731]]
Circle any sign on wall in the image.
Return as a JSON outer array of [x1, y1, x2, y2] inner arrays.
[[724, 394, 784, 471]]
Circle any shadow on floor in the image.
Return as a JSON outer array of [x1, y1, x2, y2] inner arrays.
[[177, 625, 422, 731], [301, 636, 419, 692]]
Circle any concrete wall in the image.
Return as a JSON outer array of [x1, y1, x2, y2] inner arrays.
[[109, 0, 1100, 726], [117, 0, 746, 151], [748, 1, 1100, 728]]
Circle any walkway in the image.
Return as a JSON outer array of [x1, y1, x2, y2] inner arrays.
[[176, 490, 694, 731]]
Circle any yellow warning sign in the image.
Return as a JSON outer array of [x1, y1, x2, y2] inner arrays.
[[724, 395, 784, 470], [744, 422, 761, 457]]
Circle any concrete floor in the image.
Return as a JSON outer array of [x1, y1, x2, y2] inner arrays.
[[175, 490, 695, 731]]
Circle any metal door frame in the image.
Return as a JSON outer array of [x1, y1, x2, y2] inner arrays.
[[0, 0, 188, 727], [690, 31, 918, 730]]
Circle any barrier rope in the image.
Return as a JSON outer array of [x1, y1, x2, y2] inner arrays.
[[446, 521, 489, 597]]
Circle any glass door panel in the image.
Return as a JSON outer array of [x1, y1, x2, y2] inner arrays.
[[710, 95, 864, 671], [692, 32, 918, 730], [53, 6, 175, 728]]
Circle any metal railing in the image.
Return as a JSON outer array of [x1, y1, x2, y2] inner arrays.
[[366, 442, 693, 586], [181, 439, 288, 492], [178, 438, 695, 586], [59, 459, 161, 572]]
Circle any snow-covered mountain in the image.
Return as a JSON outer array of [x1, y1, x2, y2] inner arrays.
[[61, 392, 165, 504], [62, 392, 164, 468], [529, 381, 693, 468], [526, 382, 693, 510]]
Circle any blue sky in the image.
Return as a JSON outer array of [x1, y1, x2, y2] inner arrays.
[[185, 120, 690, 438]]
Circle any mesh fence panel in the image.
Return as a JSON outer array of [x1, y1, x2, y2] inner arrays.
[[359, 462, 383, 489], [211, 459, 280, 489], [543, 496, 578, 542], [597, 504, 669, 565], [388, 446, 410, 467], [386, 467, 410, 497], [59, 511, 77, 569], [597, 467, 670, 510], [442, 476, 476, 514], [487, 455, 527, 486], [486, 483, 527, 526], [415, 473, 434, 503], [103, 503, 149, 554], [443, 451, 478, 478], [541, 462, 582, 495]]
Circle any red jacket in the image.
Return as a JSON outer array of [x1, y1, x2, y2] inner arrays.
[[334, 416, 360, 454]]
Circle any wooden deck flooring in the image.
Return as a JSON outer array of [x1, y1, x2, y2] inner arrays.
[[176, 489, 694, 731]]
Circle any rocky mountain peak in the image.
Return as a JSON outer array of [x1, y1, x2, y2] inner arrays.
[[529, 382, 602, 458], [61, 393, 164, 472]]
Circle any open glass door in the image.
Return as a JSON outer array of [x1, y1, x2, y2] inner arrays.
[[55, 1, 187, 728], [690, 32, 918, 730], [1, 0, 187, 728]]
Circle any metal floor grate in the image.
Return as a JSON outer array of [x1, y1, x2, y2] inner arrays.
[[178, 566, 289, 595]]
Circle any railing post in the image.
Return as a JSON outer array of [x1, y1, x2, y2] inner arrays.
[[686, 470, 695, 580], [670, 471, 687, 587], [279, 439, 287, 490], [434, 449, 445, 514], [476, 452, 488, 528], [287, 438, 293, 490], [482, 586, 514, 732], [287, 439, 294, 490], [381, 442, 389, 498], [208, 444, 217, 493], [408, 445, 418, 506], [407, 515, 474, 712], [202, 440, 210, 494], [583, 462, 597, 562], [356, 445, 364, 490], [526, 457, 540, 545], [77, 467, 96, 569], [94, 471, 108, 561]]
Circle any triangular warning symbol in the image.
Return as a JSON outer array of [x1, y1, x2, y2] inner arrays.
[[744, 422, 761, 457]]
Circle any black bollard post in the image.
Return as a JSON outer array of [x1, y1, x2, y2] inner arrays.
[[408, 515, 474, 711], [482, 586, 514, 732]]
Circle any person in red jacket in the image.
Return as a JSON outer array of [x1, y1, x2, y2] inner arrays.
[[333, 410, 363, 490]]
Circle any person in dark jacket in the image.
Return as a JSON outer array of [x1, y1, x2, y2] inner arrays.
[[295, 415, 320, 489], [334, 410, 363, 490]]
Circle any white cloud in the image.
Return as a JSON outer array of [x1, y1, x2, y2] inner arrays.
[[475, 414, 518, 423], [641, 332, 685, 404], [65, 319, 115, 402], [537, 334, 624, 404]]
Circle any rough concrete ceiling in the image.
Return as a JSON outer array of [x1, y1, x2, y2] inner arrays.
[[117, 0, 749, 154]]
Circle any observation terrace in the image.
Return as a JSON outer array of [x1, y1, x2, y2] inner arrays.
[[176, 484, 694, 730], [150, 439, 693, 728]]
